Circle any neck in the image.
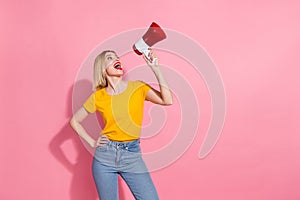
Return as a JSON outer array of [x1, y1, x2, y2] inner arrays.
[[106, 76, 124, 92]]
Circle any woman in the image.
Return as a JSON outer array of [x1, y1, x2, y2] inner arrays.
[[70, 49, 172, 200]]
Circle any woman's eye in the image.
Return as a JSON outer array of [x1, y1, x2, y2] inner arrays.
[[107, 56, 112, 60]]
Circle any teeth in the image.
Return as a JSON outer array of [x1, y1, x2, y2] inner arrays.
[[114, 62, 121, 68]]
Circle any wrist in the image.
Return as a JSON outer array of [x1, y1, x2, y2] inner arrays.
[[90, 140, 96, 148], [150, 65, 160, 72]]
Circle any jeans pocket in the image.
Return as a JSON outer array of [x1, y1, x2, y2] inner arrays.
[[127, 143, 141, 153]]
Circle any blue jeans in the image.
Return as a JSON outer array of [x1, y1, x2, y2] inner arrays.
[[92, 139, 159, 200]]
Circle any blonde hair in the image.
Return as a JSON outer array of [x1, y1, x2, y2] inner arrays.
[[93, 50, 116, 90]]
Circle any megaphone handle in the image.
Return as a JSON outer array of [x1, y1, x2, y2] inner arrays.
[[143, 49, 151, 60], [143, 49, 157, 64]]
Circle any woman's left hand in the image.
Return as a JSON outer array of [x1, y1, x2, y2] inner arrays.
[[143, 48, 159, 70]]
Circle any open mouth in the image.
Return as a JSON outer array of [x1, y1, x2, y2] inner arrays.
[[113, 61, 122, 70]]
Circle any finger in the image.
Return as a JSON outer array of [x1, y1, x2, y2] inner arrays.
[[97, 139, 108, 147], [149, 51, 153, 59], [143, 54, 153, 64], [100, 134, 108, 138], [96, 135, 108, 143], [142, 54, 147, 62], [147, 52, 152, 60], [101, 134, 108, 139], [99, 137, 108, 143], [98, 142, 107, 146], [100, 137, 108, 142], [98, 139, 108, 145], [143, 54, 150, 62]]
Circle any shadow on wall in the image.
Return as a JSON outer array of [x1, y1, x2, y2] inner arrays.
[[48, 80, 127, 200]]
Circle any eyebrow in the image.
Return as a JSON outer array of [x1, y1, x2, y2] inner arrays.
[[105, 53, 116, 57]]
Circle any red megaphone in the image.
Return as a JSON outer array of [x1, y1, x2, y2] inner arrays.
[[133, 22, 167, 60]]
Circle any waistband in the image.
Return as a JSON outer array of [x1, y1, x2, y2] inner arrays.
[[107, 139, 140, 148]]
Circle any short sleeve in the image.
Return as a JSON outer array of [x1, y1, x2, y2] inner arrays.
[[137, 80, 151, 99], [83, 93, 96, 113]]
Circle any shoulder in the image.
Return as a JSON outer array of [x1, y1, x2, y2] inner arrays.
[[96, 87, 107, 93], [93, 87, 107, 99], [131, 80, 151, 96], [132, 80, 149, 87]]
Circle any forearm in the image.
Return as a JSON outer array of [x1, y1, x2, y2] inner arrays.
[[70, 120, 96, 148], [152, 67, 173, 105]]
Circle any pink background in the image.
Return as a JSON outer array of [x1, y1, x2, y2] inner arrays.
[[1, 0, 300, 199]]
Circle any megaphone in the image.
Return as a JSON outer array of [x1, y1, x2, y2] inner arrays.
[[133, 22, 167, 61]]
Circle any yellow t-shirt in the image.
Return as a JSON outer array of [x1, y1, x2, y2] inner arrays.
[[83, 80, 151, 141]]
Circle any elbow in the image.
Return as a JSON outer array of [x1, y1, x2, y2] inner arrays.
[[164, 101, 173, 106], [163, 98, 173, 106], [166, 94, 173, 105], [69, 118, 81, 135], [69, 117, 77, 129]]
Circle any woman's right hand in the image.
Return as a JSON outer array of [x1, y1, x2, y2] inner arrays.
[[94, 135, 109, 148]]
